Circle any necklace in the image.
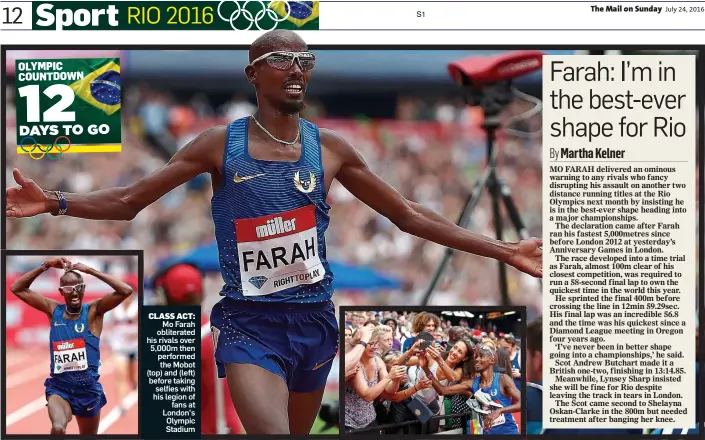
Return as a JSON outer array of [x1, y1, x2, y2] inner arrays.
[[250, 115, 300, 146], [66, 304, 82, 315]]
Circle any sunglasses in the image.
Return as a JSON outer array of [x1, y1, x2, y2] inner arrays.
[[59, 284, 85, 294], [250, 51, 316, 72], [477, 345, 496, 357]]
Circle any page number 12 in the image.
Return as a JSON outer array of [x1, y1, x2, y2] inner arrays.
[[416, 11, 425, 17], [2, 7, 23, 24]]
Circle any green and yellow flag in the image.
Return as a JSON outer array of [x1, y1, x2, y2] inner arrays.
[[269, 1, 319, 29], [69, 59, 121, 116]]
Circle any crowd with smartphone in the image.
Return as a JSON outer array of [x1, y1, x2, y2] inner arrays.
[[343, 311, 522, 435]]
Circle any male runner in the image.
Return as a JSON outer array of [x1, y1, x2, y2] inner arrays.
[[472, 345, 521, 434], [9, 257, 134, 435], [6, 30, 543, 435]]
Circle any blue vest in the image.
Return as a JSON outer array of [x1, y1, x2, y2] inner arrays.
[[211, 117, 334, 304], [49, 304, 101, 388]]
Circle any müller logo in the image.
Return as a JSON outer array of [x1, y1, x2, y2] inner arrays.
[[56, 341, 75, 350], [255, 216, 297, 238]]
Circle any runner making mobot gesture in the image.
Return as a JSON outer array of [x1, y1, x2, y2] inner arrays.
[[9, 257, 134, 435], [6, 31, 542, 434]]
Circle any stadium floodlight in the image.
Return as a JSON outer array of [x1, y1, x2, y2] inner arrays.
[[421, 51, 543, 307]]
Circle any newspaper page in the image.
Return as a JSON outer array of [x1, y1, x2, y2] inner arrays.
[[542, 55, 697, 430], [1, 2, 703, 438]]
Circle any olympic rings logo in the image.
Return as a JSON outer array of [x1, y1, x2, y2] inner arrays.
[[19, 136, 71, 160], [217, 1, 291, 31]]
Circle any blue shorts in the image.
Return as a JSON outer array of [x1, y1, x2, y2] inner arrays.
[[210, 298, 339, 393], [45, 378, 107, 418]]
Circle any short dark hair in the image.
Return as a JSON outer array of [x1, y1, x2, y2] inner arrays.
[[60, 270, 83, 284], [249, 30, 306, 63]]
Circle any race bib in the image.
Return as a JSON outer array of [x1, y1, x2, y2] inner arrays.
[[53, 338, 88, 374], [490, 412, 506, 428], [235, 205, 325, 296]]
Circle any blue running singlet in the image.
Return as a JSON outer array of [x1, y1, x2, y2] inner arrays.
[[45, 304, 106, 417], [48, 304, 101, 386], [472, 372, 519, 434], [210, 117, 334, 304], [209, 117, 339, 392]]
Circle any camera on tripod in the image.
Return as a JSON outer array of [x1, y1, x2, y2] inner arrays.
[[421, 51, 544, 307], [448, 50, 543, 117]]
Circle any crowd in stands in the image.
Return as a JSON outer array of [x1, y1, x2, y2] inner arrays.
[[6, 81, 545, 316], [343, 311, 522, 435]]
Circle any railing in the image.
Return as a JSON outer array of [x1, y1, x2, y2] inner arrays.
[[346, 411, 474, 435]]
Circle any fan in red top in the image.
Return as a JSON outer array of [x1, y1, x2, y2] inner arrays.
[[153, 263, 242, 435]]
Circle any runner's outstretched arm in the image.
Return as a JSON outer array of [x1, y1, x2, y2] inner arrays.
[[9, 257, 71, 318], [69, 263, 134, 315], [6, 127, 224, 221], [325, 129, 543, 277]]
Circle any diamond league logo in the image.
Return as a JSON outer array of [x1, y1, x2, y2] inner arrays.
[[217, 1, 300, 31]]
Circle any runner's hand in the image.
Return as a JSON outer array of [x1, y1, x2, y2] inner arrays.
[[69, 263, 93, 273], [44, 257, 71, 270], [6, 169, 49, 218], [508, 237, 543, 278], [484, 409, 502, 431]]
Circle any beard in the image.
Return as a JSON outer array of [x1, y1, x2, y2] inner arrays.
[[279, 98, 305, 115]]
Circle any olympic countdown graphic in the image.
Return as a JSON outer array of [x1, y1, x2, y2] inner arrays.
[[14, 57, 122, 158]]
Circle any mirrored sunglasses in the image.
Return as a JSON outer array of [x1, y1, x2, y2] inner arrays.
[[59, 284, 85, 294], [250, 51, 316, 72]]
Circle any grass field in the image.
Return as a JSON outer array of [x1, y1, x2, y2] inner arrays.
[[313, 416, 339, 434]]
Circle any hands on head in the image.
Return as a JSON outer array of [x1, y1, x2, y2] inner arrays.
[[44, 257, 71, 270], [6, 169, 49, 218], [44, 257, 90, 273]]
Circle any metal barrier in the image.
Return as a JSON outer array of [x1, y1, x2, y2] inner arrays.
[[346, 411, 474, 435]]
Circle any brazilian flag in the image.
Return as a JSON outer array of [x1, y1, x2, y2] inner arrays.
[[69, 59, 121, 116], [269, 1, 319, 30]]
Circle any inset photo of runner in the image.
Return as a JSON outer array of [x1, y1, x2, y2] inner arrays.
[[341, 306, 525, 436], [4, 251, 141, 436]]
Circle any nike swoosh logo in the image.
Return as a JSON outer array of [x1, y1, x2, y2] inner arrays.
[[86, 406, 95, 411], [53, 322, 65, 326], [234, 173, 266, 183], [312, 356, 335, 371]]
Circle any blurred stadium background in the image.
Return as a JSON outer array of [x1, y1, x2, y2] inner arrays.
[[4, 254, 139, 435], [4, 48, 699, 434]]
